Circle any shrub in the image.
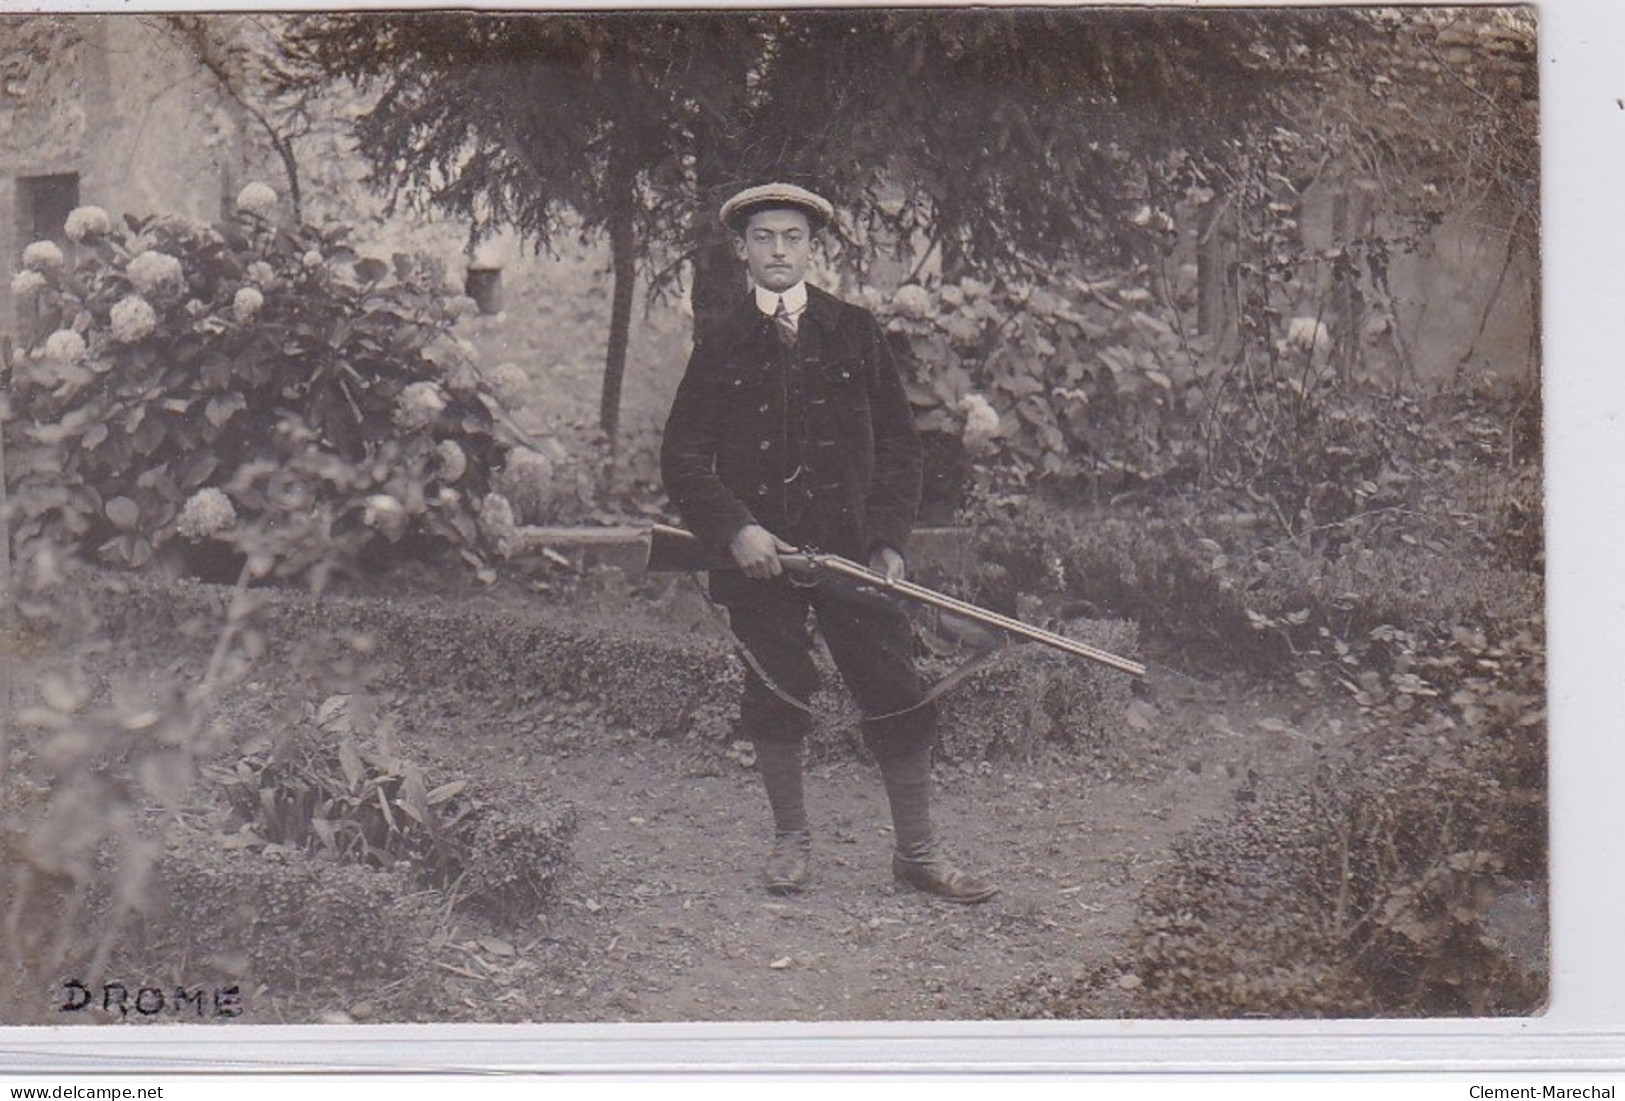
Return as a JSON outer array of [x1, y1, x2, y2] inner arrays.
[[202, 694, 577, 920], [5, 190, 524, 583], [141, 837, 433, 987], [872, 275, 1541, 571], [1117, 606, 1544, 1018], [0, 545, 260, 1021]]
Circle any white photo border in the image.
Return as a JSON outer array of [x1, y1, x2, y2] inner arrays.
[[0, 0, 1619, 1074]]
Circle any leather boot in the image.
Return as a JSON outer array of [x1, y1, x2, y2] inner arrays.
[[876, 743, 999, 904], [754, 737, 811, 894]]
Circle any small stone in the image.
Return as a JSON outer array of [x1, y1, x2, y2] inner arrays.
[[1117, 973, 1143, 991], [769, 957, 793, 970], [349, 1002, 374, 1021]]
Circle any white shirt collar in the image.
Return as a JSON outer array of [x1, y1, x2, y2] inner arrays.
[[754, 281, 808, 317]]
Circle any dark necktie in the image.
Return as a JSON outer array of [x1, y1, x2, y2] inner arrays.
[[773, 296, 797, 349]]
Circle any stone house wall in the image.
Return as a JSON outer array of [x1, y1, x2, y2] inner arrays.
[[0, 15, 266, 338]]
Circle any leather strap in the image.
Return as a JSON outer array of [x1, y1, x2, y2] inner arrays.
[[684, 572, 1009, 722]]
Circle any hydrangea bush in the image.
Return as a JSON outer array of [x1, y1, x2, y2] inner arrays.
[[870, 271, 1527, 548], [872, 275, 1208, 511], [6, 188, 522, 581]]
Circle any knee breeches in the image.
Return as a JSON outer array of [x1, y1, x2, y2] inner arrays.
[[724, 579, 935, 756]]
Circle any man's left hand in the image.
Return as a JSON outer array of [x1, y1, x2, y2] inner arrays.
[[869, 545, 906, 584]]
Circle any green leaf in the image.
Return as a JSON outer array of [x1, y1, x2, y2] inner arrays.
[[130, 414, 167, 456], [106, 496, 140, 529], [177, 452, 221, 491], [354, 257, 390, 284], [338, 739, 365, 793], [206, 393, 247, 429], [39, 671, 88, 713], [376, 785, 397, 832], [318, 694, 352, 734], [427, 779, 467, 805], [400, 769, 435, 835]]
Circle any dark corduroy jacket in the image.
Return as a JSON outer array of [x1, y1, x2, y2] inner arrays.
[[659, 284, 922, 602]]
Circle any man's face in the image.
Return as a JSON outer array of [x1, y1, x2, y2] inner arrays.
[[734, 207, 813, 293]]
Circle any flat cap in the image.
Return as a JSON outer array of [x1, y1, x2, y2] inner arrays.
[[719, 182, 834, 232]]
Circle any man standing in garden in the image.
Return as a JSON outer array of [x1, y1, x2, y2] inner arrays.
[[660, 182, 997, 904]]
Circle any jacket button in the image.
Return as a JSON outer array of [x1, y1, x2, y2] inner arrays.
[[759, 440, 771, 451], [756, 485, 768, 496], [758, 403, 770, 413]]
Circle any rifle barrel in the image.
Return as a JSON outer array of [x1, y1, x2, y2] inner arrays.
[[806, 555, 1146, 678], [646, 524, 1145, 678]]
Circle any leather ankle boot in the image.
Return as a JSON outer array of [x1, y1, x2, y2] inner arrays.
[[764, 829, 811, 895], [754, 737, 811, 893], [877, 745, 999, 904]]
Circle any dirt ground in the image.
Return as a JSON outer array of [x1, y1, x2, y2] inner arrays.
[[4, 575, 1354, 1026], [459, 715, 1236, 1023], [308, 645, 1340, 1025]]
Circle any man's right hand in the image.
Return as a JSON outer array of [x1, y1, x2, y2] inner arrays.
[[730, 524, 796, 579]]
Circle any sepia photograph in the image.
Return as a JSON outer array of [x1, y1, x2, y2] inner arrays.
[[0, 6, 1543, 1029]]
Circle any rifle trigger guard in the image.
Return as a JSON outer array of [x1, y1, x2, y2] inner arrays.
[[787, 547, 822, 589]]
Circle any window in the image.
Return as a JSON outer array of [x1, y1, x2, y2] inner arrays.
[[19, 172, 80, 248]]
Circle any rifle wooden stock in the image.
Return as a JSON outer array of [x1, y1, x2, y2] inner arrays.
[[645, 523, 1146, 678]]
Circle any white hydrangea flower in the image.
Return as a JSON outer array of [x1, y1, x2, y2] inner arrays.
[[892, 283, 932, 320], [176, 487, 237, 539], [22, 240, 65, 273], [362, 494, 408, 541], [235, 182, 278, 218], [486, 362, 530, 410], [437, 487, 461, 507], [1283, 316, 1333, 355], [301, 249, 324, 270], [943, 313, 982, 347], [505, 446, 552, 483], [495, 446, 557, 524], [394, 380, 448, 430], [232, 286, 265, 323], [246, 261, 276, 286], [447, 295, 480, 319], [126, 250, 185, 297], [443, 357, 480, 394], [42, 329, 87, 365], [10, 270, 47, 299], [477, 492, 520, 556], [436, 439, 468, 484], [959, 277, 990, 301], [109, 295, 158, 343], [958, 392, 1002, 454], [64, 206, 112, 242]]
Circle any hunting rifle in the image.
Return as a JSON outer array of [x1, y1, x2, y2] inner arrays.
[[644, 523, 1146, 679]]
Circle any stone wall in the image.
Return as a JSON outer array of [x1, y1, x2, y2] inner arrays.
[[0, 16, 256, 334]]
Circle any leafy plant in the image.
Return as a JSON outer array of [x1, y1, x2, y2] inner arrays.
[[0, 545, 261, 1021], [5, 188, 522, 584], [1125, 617, 1544, 1017], [202, 689, 573, 917]]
